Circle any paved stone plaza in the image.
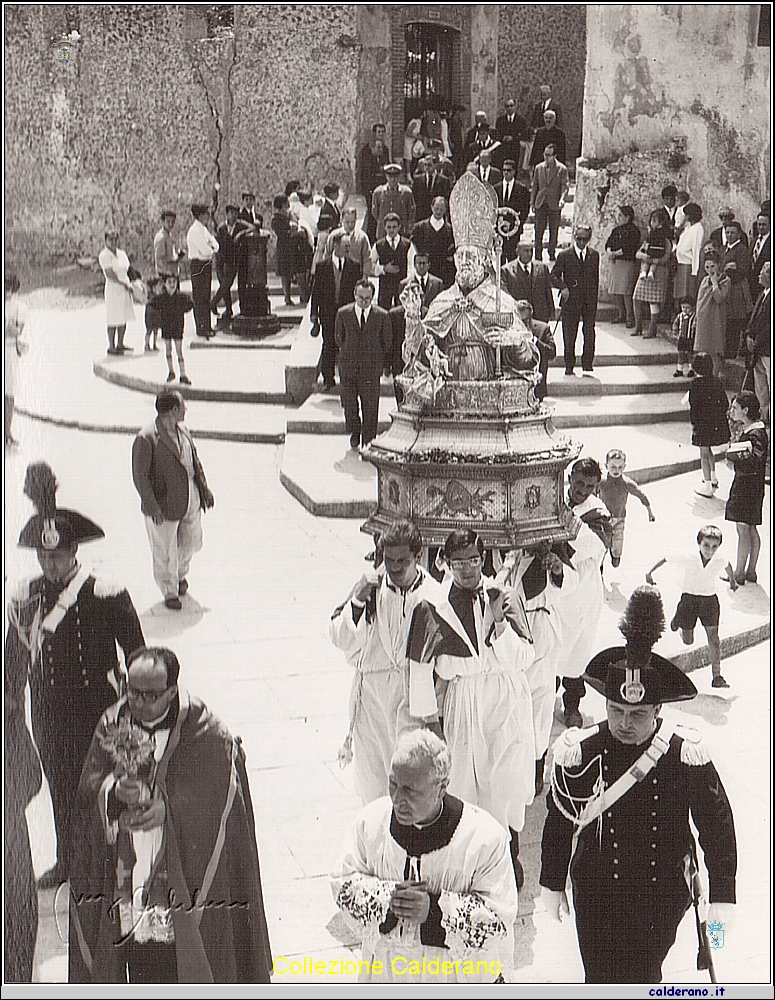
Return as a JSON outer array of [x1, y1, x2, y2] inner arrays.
[[4, 286, 770, 987]]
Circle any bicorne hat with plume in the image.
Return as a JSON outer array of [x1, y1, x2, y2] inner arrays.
[[583, 586, 697, 705], [18, 463, 104, 551]]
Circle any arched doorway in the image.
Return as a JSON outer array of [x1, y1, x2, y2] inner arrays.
[[390, 8, 469, 173], [403, 22, 456, 127]]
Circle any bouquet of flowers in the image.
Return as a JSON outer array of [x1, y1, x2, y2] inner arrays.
[[98, 717, 156, 780]]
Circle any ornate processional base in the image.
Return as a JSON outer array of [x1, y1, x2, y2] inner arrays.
[[361, 371, 581, 551]]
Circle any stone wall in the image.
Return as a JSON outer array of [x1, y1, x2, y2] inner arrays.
[[497, 5, 587, 169], [5, 3, 361, 269], [581, 4, 770, 247], [5, 4, 225, 268], [230, 4, 359, 218]]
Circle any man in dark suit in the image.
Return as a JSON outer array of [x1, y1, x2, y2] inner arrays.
[[494, 98, 528, 171], [412, 158, 452, 224], [239, 192, 263, 227], [552, 226, 600, 376], [410, 197, 455, 288], [400, 252, 443, 316], [530, 110, 567, 168], [464, 111, 496, 157], [497, 162, 531, 261], [318, 183, 342, 233], [359, 123, 391, 244], [473, 148, 502, 188], [371, 213, 410, 310], [530, 84, 564, 131], [749, 212, 770, 300], [310, 232, 360, 390], [211, 205, 253, 326], [335, 280, 392, 449], [503, 242, 556, 323]]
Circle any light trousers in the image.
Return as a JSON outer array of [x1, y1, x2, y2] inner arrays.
[[145, 497, 203, 599]]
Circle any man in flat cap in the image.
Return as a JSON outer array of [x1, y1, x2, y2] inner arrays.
[[539, 586, 737, 984], [372, 164, 416, 242], [5, 464, 145, 888]]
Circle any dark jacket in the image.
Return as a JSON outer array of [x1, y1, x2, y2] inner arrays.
[[530, 125, 567, 167], [410, 219, 455, 287], [156, 289, 194, 339], [399, 273, 444, 316], [502, 259, 555, 323], [335, 304, 392, 380], [310, 257, 360, 330], [551, 246, 600, 312], [540, 720, 736, 981], [374, 236, 410, 288], [5, 572, 144, 831], [216, 219, 252, 268], [605, 222, 642, 262], [132, 420, 214, 521], [412, 171, 452, 224]]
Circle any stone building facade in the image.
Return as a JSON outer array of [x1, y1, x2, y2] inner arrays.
[[575, 4, 770, 292], [4, 4, 769, 271], [4, 3, 586, 267]]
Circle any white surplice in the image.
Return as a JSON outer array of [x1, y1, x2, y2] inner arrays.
[[332, 795, 517, 983], [433, 577, 536, 833], [330, 568, 445, 804]]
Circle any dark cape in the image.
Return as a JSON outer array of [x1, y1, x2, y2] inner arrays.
[[69, 692, 272, 983]]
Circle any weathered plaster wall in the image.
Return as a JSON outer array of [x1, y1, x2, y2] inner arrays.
[[229, 3, 359, 218], [4, 4, 226, 267], [470, 6, 499, 122], [582, 5, 769, 226], [497, 5, 586, 166], [354, 6, 392, 185], [5, 3, 360, 268]]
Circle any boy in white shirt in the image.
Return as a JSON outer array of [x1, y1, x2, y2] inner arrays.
[[646, 524, 737, 688]]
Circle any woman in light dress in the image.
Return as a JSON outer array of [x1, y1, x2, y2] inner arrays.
[[5, 271, 28, 446], [98, 230, 135, 354]]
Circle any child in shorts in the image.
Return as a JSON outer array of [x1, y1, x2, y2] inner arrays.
[[671, 296, 696, 377], [598, 449, 655, 567], [144, 277, 164, 352], [646, 524, 737, 688], [158, 275, 194, 385]]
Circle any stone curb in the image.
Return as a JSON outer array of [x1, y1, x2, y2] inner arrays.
[[674, 621, 771, 674], [278, 470, 375, 519], [92, 361, 291, 405], [15, 408, 285, 445]]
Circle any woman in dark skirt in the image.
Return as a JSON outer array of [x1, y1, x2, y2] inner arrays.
[[688, 351, 730, 496], [725, 391, 768, 584], [604, 206, 641, 326], [271, 194, 310, 305]]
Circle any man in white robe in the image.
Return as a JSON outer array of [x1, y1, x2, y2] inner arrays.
[[555, 459, 612, 728], [332, 730, 516, 983], [406, 530, 535, 885], [330, 520, 445, 804]]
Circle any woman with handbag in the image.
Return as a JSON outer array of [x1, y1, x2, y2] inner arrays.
[[98, 230, 135, 354]]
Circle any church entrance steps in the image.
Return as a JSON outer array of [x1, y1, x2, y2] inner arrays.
[[547, 391, 687, 427], [277, 417, 723, 520], [93, 349, 291, 404], [546, 364, 689, 396]]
